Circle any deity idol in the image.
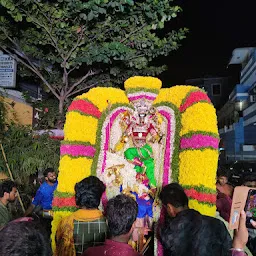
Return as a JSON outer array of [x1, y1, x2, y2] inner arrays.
[[114, 98, 162, 225], [120, 100, 162, 187]]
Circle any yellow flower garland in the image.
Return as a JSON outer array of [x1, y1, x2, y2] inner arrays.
[[189, 199, 216, 216], [154, 86, 196, 108], [58, 156, 93, 193], [64, 112, 98, 144], [179, 149, 218, 190], [77, 87, 129, 112], [180, 102, 218, 136], [124, 76, 162, 90]]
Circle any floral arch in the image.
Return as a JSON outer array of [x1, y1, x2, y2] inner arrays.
[[51, 76, 219, 254]]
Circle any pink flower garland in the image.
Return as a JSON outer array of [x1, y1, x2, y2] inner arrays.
[[68, 99, 101, 118], [180, 91, 210, 112], [180, 134, 219, 150], [52, 196, 76, 208], [60, 145, 96, 157], [185, 188, 216, 204]]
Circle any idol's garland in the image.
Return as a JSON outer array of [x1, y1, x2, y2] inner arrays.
[[52, 76, 219, 254]]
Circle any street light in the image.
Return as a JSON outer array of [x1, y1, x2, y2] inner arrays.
[[234, 100, 248, 116]]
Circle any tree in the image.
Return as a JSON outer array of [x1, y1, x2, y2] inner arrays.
[[0, 124, 60, 185], [0, 0, 187, 116]]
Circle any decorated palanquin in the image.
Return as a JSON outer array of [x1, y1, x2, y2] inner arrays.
[[51, 76, 219, 255]]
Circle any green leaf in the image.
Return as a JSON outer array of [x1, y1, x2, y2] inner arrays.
[[88, 11, 94, 21], [60, 22, 65, 28], [126, 0, 134, 5], [98, 7, 106, 14]]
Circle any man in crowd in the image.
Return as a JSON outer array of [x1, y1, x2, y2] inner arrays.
[[0, 180, 18, 229], [216, 168, 234, 197], [216, 168, 233, 222], [0, 220, 52, 256], [243, 172, 256, 188], [242, 173, 256, 255], [159, 183, 232, 256], [55, 176, 107, 256], [83, 194, 140, 256], [24, 167, 57, 236]]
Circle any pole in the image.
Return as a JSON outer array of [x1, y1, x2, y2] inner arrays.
[[0, 143, 25, 213]]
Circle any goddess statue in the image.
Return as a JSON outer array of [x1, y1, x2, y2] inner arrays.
[[113, 98, 163, 226]]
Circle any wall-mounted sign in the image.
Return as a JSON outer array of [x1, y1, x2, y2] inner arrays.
[[0, 54, 17, 88]]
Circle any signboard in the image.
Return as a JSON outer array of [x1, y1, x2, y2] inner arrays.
[[0, 54, 17, 88]]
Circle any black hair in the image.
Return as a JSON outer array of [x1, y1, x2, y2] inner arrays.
[[159, 183, 188, 208], [75, 176, 105, 208], [106, 194, 138, 237], [243, 173, 256, 184], [217, 167, 230, 179], [0, 180, 17, 197], [43, 168, 55, 177], [160, 209, 232, 256], [0, 221, 52, 256]]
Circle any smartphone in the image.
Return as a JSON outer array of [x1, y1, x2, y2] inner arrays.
[[229, 186, 256, 230], [245, 189, 256, 228]]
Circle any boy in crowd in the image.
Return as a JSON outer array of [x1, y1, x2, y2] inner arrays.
[[84, 194, 141, 256]]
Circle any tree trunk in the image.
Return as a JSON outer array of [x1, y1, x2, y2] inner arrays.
[[59, 97, 64, 115], [57, 97, 65, 129]]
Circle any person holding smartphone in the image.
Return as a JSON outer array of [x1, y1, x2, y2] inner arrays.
[[242, 174, 256, 255], [232, 210, 256, 256]]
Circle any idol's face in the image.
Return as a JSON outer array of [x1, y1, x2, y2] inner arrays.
[[134, 99, 150, 118]]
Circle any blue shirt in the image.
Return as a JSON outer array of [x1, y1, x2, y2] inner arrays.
[[32, 181, 58, 210]]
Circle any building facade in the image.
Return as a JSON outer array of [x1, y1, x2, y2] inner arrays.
[[218, 48, 256, 163], [186, 76, 232, 110]]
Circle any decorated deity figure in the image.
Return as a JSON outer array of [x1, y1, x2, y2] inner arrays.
[[115, 99, 162, 190], [52, 76, 220, 255]]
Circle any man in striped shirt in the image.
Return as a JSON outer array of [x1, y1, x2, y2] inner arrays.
[[55, 176, 107, 256]]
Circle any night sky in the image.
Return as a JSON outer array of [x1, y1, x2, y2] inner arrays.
[[160, 0, 256, 86]]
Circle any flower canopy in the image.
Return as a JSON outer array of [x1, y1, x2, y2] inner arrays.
[[51, 76, 219, 254]]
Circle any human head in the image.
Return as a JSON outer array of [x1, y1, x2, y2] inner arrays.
[[75, 176, 105, 209], [217, 168, 229, 185], [160, 209, 202, 256], [0, 180, 18, 203], [242, 173, 256, 188], [43, 168, 57, 184], [106, 194, 138, 238], [159, 183, 188, 217], [0, 221, 51, 256]]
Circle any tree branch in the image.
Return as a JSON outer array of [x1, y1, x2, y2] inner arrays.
[[67, 65, 79, 75], [66, 69, 101, 96], [0, 46, 60, 100], [65, 26, 85, 62], [66, 80, 108, 98], [0, 29, 37, 71], [34, 2, 53, 25], [128, 54, 145, 61], [24, 12, 64, 60], [120, 24, 147, 43]]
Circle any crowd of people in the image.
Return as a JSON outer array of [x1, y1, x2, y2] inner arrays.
[[0, 167, 256, 256], [217, 168, 256, 255]]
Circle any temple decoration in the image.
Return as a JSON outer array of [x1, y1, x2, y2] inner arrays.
[[51, 76, 219, 255]]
